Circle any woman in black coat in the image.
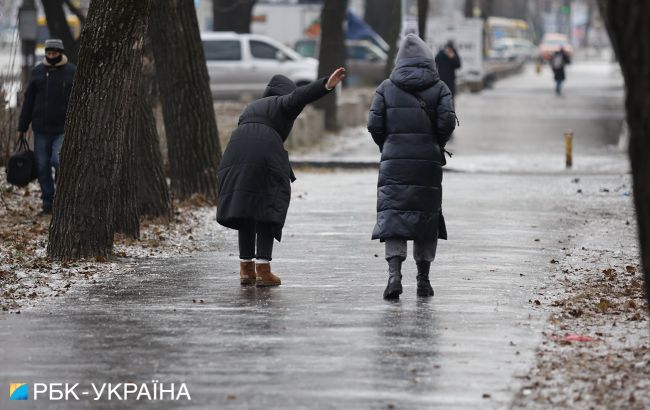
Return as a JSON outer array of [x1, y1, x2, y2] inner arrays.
[[217, 68, 345, 287], [368, 34, 456, 300]]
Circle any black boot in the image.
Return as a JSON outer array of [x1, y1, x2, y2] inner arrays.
[[383, 257, 403, 300], [416, 261, 434, 297]]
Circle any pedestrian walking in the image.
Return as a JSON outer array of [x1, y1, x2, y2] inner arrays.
[[368, 34, 456, 300], [17, 39, 76, 214], [550, 46, 571, 95], [217, 68, 346, 287], [435, 40, 462, 97]]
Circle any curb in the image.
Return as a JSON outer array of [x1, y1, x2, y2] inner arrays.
[[290, 160, 462, 173]]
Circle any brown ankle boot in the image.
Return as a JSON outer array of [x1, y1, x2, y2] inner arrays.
[[240, 261, 256, 286], [255, 263, 281, 287]]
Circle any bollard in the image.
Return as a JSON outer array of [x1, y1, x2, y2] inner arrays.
[[565, 130, 573, 168]]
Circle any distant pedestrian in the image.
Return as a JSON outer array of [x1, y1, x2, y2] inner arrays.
[[17, 39, 76, 214], [550, 47, 571, 95], [217, 68, 346, 287], [435, 40, 462, 96], [368, 34, 456, 300]]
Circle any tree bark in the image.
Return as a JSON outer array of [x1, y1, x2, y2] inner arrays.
[[48, 0, 150, 259], [383, 0, 401, 78], [113, 110, 140, 238], [136, 50, 172, 220], [418, 0, 429, 41], [41, 0, 79, 63], [213, 0, 256, 33], [597, 0, 650, 308], [364, 0, 394, 42], [315, 0, 347, 131], [150, 0, 222, 202]]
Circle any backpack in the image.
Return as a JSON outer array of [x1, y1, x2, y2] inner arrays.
[[6, 135, 38, 187]]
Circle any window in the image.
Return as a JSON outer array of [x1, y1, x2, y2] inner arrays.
[[250, 40, 280, 60], [295, 41, 316, 58], [203, 40, 241, 61]]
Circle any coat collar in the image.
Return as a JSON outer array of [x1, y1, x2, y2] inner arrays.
[[42, 54, 69, 67]]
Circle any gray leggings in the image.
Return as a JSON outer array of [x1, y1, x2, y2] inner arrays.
[[385, 239, 438, 263]]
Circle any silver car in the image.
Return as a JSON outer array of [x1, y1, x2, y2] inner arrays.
[[201, 32, 318, 99]]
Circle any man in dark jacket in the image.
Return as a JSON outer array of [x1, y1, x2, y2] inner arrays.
[[217, 68, 345, 287], [17, 39, 76, 214], [550, 47, 571, 95], [435, 40, 462, 96], [368, 33, 456, 300]]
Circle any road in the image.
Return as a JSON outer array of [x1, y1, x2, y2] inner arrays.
[[0, 60, 629, 409]]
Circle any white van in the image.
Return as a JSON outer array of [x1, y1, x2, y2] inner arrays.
[[201, 32, 318, 99]]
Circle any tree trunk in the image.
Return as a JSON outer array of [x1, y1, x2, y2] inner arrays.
[[150, 0, 222, 202], [47, 0, 150, 260], [113, 111, 140, 238], [136, 50, 172, 219], [315, 0, 347, 131], [418, 0, 429, 41], [41, 0, 79, 63], [465, 0, 475, 18], [364, 0, 394, 42], [597, 0, 650, 308], [383, 0, 402, 78], [213, 0, 256, 33]]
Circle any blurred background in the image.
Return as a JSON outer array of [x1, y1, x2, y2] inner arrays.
[[0, 0, 616, 161]]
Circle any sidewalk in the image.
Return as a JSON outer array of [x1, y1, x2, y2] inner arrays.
[[1, 169, 635, 409], [0, 58, 646, 409]]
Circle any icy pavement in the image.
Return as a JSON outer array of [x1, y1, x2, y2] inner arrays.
[[0, 169, 639, 409], [0, 59, 637, 409]]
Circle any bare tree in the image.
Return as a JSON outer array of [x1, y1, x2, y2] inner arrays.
[[418, 0, 429, 41], [150, 0, 222, 201], [364, 0, 394, 41], [213, 0, 257, 33], [41, 0, 79, 63], [48, 0, 151, 259], [135, 50, 172, 220], [597, 0, 650, 307], [315, 0, 347, 131], [383, 0, 401, 78]]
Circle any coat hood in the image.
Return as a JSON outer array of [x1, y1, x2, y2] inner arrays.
[[390, 33, 439, 91], [263, 74, 296, 97]]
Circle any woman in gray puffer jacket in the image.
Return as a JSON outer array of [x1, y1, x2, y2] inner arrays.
[[368, 34, 456, 300]]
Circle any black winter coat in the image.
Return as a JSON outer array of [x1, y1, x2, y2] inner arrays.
[[18, 56, 76, 134], [217, 76, 331, 240], [551, 49, 571, 81], [435, 48, 461, 96], [369, 34, 456, 242]]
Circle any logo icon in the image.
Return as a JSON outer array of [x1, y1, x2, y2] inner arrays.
[[10, 383, 28, 400]]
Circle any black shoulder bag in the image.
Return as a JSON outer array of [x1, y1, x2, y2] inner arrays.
[[6, 134, 38, 187], [413, 91, 455, 166]]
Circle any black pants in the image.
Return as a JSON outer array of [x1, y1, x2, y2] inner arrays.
[[238, 220, 274, 261]]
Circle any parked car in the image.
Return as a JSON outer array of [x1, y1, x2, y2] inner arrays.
[[294, 38, 388, 85], [201, 32, 318, 99], [538, 33, 573, 61], [488, 38, 537, 62]]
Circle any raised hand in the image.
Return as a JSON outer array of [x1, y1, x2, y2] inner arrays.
[[326, 67, 346, 90]]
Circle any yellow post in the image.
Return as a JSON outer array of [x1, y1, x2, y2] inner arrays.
[[565, 130, 573, 168]]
